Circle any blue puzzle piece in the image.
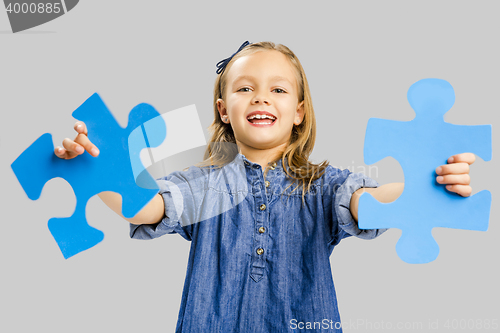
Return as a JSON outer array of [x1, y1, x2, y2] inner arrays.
[[358, 78, 492, 264], [11, 93, 166, 259]]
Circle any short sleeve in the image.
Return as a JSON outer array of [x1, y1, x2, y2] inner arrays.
[[129, 166, 209, 241], [334, 171, 388, 240]]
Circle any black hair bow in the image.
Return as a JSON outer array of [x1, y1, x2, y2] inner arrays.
[[216, 41, 251, 75]]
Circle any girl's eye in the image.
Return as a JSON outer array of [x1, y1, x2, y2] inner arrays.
[[237, 87, 287, 93]]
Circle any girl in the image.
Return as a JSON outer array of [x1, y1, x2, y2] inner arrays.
[[55, 41, 475, 332]]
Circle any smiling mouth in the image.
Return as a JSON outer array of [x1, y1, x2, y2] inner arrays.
[[247, 118, 276, 125], [246, 113, 277, 125]]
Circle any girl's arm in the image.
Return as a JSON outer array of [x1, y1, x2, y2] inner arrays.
[[55, 120, 166, 226], [98, 192, 165, 225], [349, 183, 404, 222], [349, 153, 475, 222]]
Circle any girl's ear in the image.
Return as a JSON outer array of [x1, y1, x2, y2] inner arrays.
[[294, 101, 305, 125], [217, 99, 229, 123]]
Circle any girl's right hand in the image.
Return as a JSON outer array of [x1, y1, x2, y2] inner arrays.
[[54, 121, 100, 159]]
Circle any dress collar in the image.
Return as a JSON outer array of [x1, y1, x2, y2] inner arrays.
[[234, 152, 287, 172]]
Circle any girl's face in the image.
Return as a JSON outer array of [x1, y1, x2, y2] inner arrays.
[[217, 50, 304, 152]]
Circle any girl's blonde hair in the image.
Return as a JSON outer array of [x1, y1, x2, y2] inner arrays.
[[194, 41, 330, 203]]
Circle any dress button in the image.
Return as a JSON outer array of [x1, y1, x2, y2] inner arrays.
[[256, 248, 264, 255], [272, 162, 277, 167], [270, 165, 275, 170], [258, 227, 265, 233], [260, 204, 266, 211], [265, 180, 270, 188]]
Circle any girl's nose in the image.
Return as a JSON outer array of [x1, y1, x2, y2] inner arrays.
[[252, 89, 271, 105], [254, 98, 269, 104], [253, 95, 270, 105]]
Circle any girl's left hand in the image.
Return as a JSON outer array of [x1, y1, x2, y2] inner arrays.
[[435, 153, 475, 197]]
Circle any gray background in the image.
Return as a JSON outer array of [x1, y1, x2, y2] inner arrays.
[[1, 0, 499, 332]]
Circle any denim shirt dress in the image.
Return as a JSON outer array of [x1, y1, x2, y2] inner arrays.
[[130, 153, 386, 332]]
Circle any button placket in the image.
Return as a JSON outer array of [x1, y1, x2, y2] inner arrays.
[[250, 169, 268, 283], [264, 162, 276, 194]]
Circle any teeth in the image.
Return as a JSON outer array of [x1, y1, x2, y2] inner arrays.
[[247, 114, 276, 120]]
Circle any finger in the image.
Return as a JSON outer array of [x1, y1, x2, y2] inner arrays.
[[448, 153, 475, 165], [74, 121, 88, 136], [436, 174, 471, 185], [74, 133, 100, 157], [54, 146, 70, 159], [62, 137, 85, 156], [445, 184, 472, 197], [435, 162, 469, 176]]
